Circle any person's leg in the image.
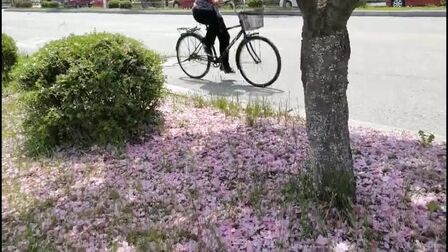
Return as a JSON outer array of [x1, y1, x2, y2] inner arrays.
[[192, 8, 219, 49], [216, 17, 231, 68], [216, 17, 234, 72]]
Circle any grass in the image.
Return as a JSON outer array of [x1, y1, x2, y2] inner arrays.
[[182, 92, 302, 127]]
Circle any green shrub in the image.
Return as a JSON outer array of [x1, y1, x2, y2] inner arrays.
[[2, 33, 18, 81], [418, 130, 435, 147], [119, 0, 132, 8], [41, 0, 60, 7], [356, 0, 367, 8], [108, 0, 119, 8], [13, 0, 33, 8], [13, 32, 165, 155], [247, 0, 262, 8]]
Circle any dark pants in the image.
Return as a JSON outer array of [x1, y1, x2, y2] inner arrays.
[[192, 8, 231, 67]]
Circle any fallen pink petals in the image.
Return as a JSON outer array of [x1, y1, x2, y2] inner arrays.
[[2, 98, 446, 251]]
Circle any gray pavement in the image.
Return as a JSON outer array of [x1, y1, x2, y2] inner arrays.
[[3, 7, 447, 17], [2, 11, 446, 139]]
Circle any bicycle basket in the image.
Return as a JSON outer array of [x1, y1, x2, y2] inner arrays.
[[239, 10, 264, 31]]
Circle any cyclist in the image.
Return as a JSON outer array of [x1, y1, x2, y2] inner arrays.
[[192, 0, 235, 73]]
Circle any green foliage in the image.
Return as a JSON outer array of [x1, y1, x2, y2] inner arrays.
[[283, 170, 319, 238], [426, 200, 439, 212], [191, 94, 207, 108], [108, 0, 119, 8], [12, 32, 165, 155], [127, 228, 197, 251], [210, 96, 240, 117], [13, 0, 33, 7], [2, 33, 18, 81], [418, 130, 435, 147], [356, 0, 367, 8], [247, 0, 262, 8], [41, 0, 60, 8], [441, 0, 446, 6], [318, 168, 355, 214], [119, 0, 132, 8], [245, 98, 275, 126], [283, 170, 318, 204]]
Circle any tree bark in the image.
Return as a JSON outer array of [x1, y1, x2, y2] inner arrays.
[[298, 0, 358, 206]]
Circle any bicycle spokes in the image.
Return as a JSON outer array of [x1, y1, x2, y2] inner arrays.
[[176, 33, 211, 79], [237, 36, 281, 87]]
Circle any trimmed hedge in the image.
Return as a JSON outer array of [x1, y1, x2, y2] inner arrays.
[[119, 0, 132, 8], [108, 0, 131, 8], [13, 0, 33, 8], [247, 0, 262, 8], [2, 33, 18, 80], [41, 0, 60, 7], [108, 0, 119, 8], [13, 32, 165, 155]]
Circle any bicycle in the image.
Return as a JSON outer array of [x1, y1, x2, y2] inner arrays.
[[175, 2, 281, 88]]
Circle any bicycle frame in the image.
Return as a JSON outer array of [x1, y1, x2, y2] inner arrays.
[[184, 24, 261, 68]]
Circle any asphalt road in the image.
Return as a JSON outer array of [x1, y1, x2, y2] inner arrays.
[[2, 11, 446, 139]]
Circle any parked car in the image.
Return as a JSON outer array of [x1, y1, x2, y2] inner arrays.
[[70, 0, 91, 7], [56, 0, 91, 7], [89, 0, 107, 7], [386, 0, 443, 7], [279, 0, 297, 8], [169, 0, 193, 8]]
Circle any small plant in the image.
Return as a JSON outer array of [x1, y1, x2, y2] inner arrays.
[[191, 94, 208, 108], [283, 169, 317, 204], [418, 130, 435, 147], [426, 200, 439, 212], [210, 96, 240, 117], [127, 228, 171, 251], [2, 33, 18, 81], [247, 0, 262, 8], [119, 0, 132, 8], [41, 0, 60, 7], [108, 0, 119, 8], [248, 183, 264, 213], [245, 98, 275, 126], [13, 0, 33, 7]]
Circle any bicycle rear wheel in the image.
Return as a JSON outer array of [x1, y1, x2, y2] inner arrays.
[[176, 33, 211, 79], [236, 36, 281, 88]]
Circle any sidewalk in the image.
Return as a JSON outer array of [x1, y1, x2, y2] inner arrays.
[[3, 7, 446, 17]]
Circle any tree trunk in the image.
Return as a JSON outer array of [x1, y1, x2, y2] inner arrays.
[[299, 1, 358, 207]]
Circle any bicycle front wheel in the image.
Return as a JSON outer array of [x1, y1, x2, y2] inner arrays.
[[236, 36, 281, 88], [176, 33, 211, 79]]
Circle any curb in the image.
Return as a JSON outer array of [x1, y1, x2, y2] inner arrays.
[[164, 83, 447, 141], [3, 8, 446, 17]]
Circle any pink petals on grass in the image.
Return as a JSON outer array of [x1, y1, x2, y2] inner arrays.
[[2, 99, 446, 251]]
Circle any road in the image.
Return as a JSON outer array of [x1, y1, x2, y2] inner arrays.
[[2, 11, 446, 139]]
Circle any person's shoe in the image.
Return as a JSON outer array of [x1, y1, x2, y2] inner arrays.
[[221, 65, 235, 74]]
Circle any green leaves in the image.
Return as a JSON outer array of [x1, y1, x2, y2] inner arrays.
[[418, 130, 435, 148], [2, 33, 18, 81], [13, 32, 165, 156]]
